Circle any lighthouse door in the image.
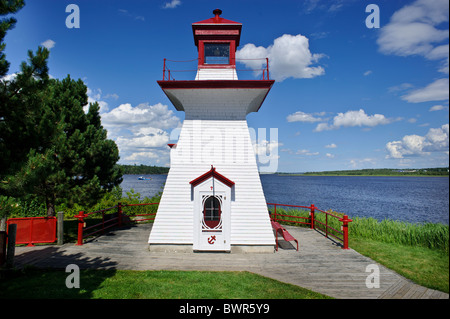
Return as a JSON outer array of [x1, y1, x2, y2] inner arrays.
[[191, 168, 233, 252], [193, 187, 231, 252]]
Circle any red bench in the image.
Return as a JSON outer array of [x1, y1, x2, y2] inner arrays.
[[271, 221, 299, 251]]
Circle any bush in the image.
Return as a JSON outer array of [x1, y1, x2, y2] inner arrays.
[[3, 186, 162, 220]]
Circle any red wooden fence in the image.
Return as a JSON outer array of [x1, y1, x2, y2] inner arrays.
[[6, 217, 57, 246]]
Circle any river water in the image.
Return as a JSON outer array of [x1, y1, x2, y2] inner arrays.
[[120, 174, 449, 225]]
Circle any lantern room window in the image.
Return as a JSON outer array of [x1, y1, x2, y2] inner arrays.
[[204, 43, 230, 64], [203, 195, 221, 228]]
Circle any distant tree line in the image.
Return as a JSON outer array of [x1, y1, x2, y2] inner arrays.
[[118, 164, 169, 175], [299, 168, 449, 176]]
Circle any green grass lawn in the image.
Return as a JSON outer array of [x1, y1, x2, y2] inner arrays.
[[350, 237, 449, 293], [0, 269, 332, 299]]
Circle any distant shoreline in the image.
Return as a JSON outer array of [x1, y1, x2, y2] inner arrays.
[[275, 167, 449, 177], [276, 174, 449, 177], [119, 165, 449, 177]]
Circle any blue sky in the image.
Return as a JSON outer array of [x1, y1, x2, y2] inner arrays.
[[4, 0, 449, 172]]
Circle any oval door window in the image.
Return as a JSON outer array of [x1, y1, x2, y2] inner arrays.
[[203, 196, 221, 229]]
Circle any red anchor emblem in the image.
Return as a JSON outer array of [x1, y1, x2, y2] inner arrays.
[[207, 236, 216, 244]]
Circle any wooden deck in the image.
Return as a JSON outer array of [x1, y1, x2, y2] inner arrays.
[[13, 223, 449, 299]]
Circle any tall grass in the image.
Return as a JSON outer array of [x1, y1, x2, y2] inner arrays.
[[269, 206, 449, 254], [350, 217, 449, 254]]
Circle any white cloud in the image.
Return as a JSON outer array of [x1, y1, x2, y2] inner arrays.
[[104, 93, 119, 100], [0, 73, 17, 82], [426, 124, 450, 151], [286, 111, 325, 123], [363, 70, 372, 76], [429, 104, 449, 111], [386, 123, 449, 158], [116, 128, 170, 149], [314, 109, 392, 132], [325, 143, 337, 148], [163, 0, 181, 9], [302, 0, 348, 14], [236, 34, 325, 82], [124, 151, 158, 161], [85, 88, 110, 113], [388, 83, 414, 93], [100, 102, 181, 165], [253, 140, 282, 157], [401, 78, 449, 103], [378, 22, 448, 57], [123, 149, 169, 166], [296, 149, 319, 156], [101, 102, 180, 130], [377, 0, 449, 109], [377, 0, 449, 60], [41, 39, 55, 49]]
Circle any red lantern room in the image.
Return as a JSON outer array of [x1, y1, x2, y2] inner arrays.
[[192, 9, 242, 72]]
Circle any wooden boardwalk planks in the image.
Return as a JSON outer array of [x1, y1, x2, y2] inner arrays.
[[13, 223, 449, 299]]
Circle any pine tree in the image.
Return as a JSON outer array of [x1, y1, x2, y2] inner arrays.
[[1, 0, 50, 217], [1, 2, 123, 217], [6, 77, 123, 216], [0, 0, 25, 77]]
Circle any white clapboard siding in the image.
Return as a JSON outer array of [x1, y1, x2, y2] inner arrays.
[[195, 68, 238, 80], [148, 119, 275, 246]]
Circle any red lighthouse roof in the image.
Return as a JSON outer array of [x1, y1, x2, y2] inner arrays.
[[192, 8, 241, 25], [192, 9, 242, 47]]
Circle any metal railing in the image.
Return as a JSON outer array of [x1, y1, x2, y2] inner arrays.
[[75, 201, 352, 249], [75, 202, 159, 246], [267, 203, 353, 249], [161, 57, 271, 81]]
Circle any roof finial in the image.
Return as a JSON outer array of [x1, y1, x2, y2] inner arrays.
[[213, 8, 222, 22]]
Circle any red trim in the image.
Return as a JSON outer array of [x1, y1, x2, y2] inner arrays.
[[190, 166, 235, 188], [192, 17, 241, 25], [167, 143, 177, 149], [203, 196, 222, 229], [157, 79, 275, 90], [195, 30, 240, 35], [198, 40, 236, 67], [192, 22, 242, 48], [197, 65, 236, 69]]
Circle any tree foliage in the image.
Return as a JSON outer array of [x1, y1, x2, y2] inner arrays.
[[1, 1, 123, 217], [0, 0, 25, 77]]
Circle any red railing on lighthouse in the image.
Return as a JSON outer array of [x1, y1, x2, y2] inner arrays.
[[161, 57, 271, 81]]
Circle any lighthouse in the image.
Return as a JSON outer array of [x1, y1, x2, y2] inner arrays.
[[148, 9, 276, 253]]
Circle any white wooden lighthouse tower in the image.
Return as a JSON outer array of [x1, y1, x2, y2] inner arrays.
[[148, 9, 276, 253]]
